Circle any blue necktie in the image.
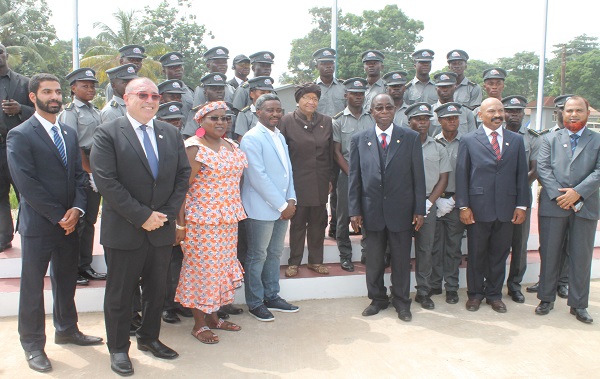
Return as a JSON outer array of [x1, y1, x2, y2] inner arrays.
[[570, 134, 579, 155], [140, 124, 159, 178], [51, 125, 67, 167]]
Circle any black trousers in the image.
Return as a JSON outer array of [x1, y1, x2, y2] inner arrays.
[[288, 204, 328, 266], [366, 228, 413, 311], [19, 232, 80, 351], [77, 186, 101, 271], [104, 237, 171, 353], [163, 244, 184, 311], [506, 208, 531, 292], [466, 220, 513, 301], [329, 166, 339, 232]]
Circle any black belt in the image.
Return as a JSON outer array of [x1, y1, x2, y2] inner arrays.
[[440, 192, 455, 199]]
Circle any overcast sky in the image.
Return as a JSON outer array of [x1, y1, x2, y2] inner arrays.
[[47, 0, 599, 82]]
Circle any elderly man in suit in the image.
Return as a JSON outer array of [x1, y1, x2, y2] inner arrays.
[[535, 96, 600, 324], [240, 93, 300, 322], [456, 97, 530, 313], [7, 73, 102, 373], [91, 77, 190, 375], [0, 43, 35, 252], [349, 93, 426, 322]]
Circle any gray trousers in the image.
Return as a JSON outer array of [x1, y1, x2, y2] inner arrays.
[[336, 171, 366, 260], [431, 208, 465, 292], [506, 207, 531, 292], [414, 203, 437, 296]]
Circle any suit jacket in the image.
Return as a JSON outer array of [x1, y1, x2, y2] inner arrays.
[[0, 70, 35, 135], [6, 115, 86, 236], [240, 122, 296, 221], [90, 116, 191, 250], [348, 124, 426, 232], [537, 127, 600, 220], [455, 127, 530, 222]]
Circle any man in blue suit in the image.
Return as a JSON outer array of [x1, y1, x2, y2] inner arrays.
[[348, 93, 426, 322], [456, 97, 530, 313], [240, 93, 299, 322], [7, 73, 102, 373]]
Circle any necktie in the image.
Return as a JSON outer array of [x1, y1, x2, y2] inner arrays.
[[490, 131, 501, 161], [51, 125, 67, 167], [381, 133, 388, 150], [140, 124, 159, 179], [570, 134, 580, 155]]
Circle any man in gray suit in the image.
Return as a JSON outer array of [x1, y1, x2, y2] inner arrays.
[[535, 96, 600, 324]]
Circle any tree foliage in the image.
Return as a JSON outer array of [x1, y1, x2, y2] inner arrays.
[[284, 5, 423, 84]]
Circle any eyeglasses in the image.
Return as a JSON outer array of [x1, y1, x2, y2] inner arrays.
[[128, 92, 162, 102], [206, 116, 232, 122], [301, 95, 319, 103]]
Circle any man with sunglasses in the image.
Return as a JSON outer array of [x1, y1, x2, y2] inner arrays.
[[100, 64, 138, 123], [91, 77, 190, 376]]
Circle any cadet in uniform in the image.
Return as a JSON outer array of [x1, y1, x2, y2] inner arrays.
[[332, 78, 374, 272], [182, 72, 229, 138], [231, 51, 275, 113], [100, 64, 138, 123], [228, 54, 250, 89], [404, 49, 438, 106], [233, 76, 274, 141], [430, 102, 466, 304], [158, 79, 186, 103], [429, 72, 476, 137], [59, 68, 105, 285], [361, 50, 386, 111], [105, 44, 145, 102], [407, 102, 451, 310], [156, 101, 184, 129], [502, 95, 544, 303], [159, 52, 194, 128], [382, 71, 409, 127], [447, 50, 482, 110], [473, 68, 507, 126]]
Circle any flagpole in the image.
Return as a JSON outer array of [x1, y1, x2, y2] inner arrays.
[[534, 0, 549, 131], [72, 0, 79, 70]]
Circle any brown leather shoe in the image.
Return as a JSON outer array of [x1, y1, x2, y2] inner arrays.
[[486, 299, 507, 313], [465, 298, 481, 311]]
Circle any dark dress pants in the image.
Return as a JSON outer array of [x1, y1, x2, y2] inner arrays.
[[77, 185, 101, 271], [0, 146, 16, 245], [431, 208, 465, 291], [163, 244, 183, 311], [19, 232, 80, 351], [414, 203, 437, 296], [104, 237, 171, 353], [329, 165, 339, 233], [507, 207, 531, 292], [466, 220, 513, 301], [288, 204, 328, 266], [366, 227, 413, 311]]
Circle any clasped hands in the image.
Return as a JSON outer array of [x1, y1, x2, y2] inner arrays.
[[58, 208, 81, 235], [142, 211, 168, 231], [351, 214, 424, 232], [556, 188, 581, 211]]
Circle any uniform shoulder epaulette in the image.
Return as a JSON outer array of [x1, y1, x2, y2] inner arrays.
[[468, 80, 477, 86], [527, 128, 542, 137], [405, 82, 413, 89], [110, 100, 118, 108], [64, 102, 74, 110], [538, 128, 551, 135], [435, 136, 448, 146], [240, 105, 251, 112], [333, 111, 343, 120], [241, 82, 249, 88]]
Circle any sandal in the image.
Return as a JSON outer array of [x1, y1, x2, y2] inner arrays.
[[209, 318, 241, 331], [191, 326, 219, 344], [307, 264, 329, 275], [285, 265, 299, 277]]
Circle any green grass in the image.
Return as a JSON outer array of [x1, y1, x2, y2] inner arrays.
[[9, 187, 18, 209]]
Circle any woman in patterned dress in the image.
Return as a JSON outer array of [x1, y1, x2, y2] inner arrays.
[[175, 101, 247, 344]]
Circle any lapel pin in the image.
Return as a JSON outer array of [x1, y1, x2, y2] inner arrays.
[[159, 135, 164, 139], [320, 125, 323, 128], [563, 144, 568, 148], [304, 125, 308, 129], [63, 130, 67, 135], [367, 142, 372, 146], [505, 142, 509, 146], [397, 140, 400, 143]]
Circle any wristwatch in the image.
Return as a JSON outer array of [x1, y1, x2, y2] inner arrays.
[[459, 207, 469, 211]]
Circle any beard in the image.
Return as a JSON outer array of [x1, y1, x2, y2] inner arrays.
[[564, 119, 586, 132], [35, 97, 62, 114]]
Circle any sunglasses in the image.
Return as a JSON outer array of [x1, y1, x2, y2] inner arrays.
[[128, 92, 162, 101], [206, 116, 232, 122]]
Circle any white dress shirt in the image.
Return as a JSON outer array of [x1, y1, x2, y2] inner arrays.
[[482, 124, 503, 153], [375, 124, 393, 146], [127, 113, 159, 160]]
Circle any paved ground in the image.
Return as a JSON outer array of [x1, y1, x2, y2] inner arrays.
[[1, 281, 599, 378]]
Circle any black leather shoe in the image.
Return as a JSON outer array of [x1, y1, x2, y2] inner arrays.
[[137, 339, 179, 359], [570, 307, 593, 324], [162, 310, 181, 323], [0, 242, 12, 252], [55, 330, 103, 346], [340, 259, 354, 272], [221, 304, 244, 315], [110, 352, 133, 376], [526, 282, 539, 293], [508, 289, 525, 303], [216, 310, 230, 319], [328, 228, 336, 238], [415, 295, 435, 309], [80, 268, 107, 280], [486, 299, 507, 313], [557, 285, 569, 299], [466, 298, 481, 311], [446, 291, 459, 304], [428, 288, 443, 296], [535, 301, 554, 315], [362, 303, 389, 316], [398, 309, 412, 322], [25, 350, 52, 372], [76, 275, 89, 286], [174, 307, 193, 318]]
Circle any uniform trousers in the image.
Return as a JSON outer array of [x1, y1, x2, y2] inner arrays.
[[431, 208, 465, 292], [506, 207, 531, 292], [414, 203, 437, 296], [77, 185, 101, 271]]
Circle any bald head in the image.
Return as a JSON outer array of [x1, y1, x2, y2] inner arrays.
[[478, 98, 505, 130]]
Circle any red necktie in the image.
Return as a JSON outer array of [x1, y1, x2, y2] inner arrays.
[[491, 131, 501, 161], [381, 133, 387, 150]]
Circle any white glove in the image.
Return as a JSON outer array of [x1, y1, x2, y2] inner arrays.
[[435, 198, 454, 217], [89, 173, 98, 192], [425, 199, 432, 217]]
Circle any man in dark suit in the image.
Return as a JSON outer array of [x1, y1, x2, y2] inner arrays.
[[7, 73, 102, 373], [91, 77, 190, 375], [535, 95, 600, 324], [456, 97, 529, 313], [348, 93, 426, 322], [0, 43, 34, 251]]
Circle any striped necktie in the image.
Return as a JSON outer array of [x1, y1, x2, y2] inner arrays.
[[570, 134, 579, 155], [51, 125, 67, 167], [140, 124, 159, 179], [381, 133, 388, 150], [491, 131, 501, 161]]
